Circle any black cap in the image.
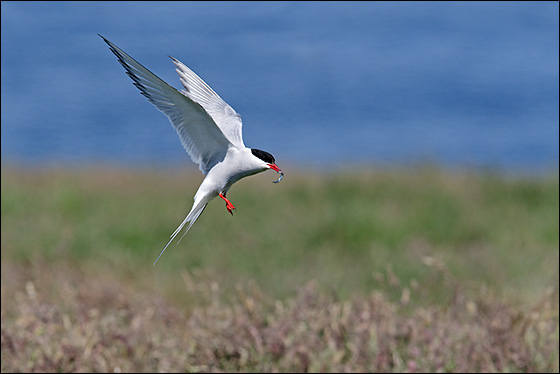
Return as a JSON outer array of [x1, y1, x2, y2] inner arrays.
[[251, 149, 276, 164]]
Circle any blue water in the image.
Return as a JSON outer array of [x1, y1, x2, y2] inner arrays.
[[1, 2, 558, 172]]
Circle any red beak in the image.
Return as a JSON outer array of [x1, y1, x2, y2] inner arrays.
[[268, 163, 282, 173]]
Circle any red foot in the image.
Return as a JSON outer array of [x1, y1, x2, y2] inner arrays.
[[219, 193, 235, 215]]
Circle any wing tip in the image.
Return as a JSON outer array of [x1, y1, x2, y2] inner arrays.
[[98, 34, 111, 46]]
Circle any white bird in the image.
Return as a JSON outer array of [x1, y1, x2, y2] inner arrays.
[[100, 35, 283, 265]]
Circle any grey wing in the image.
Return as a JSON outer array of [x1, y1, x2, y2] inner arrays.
[[170, 57, 245, 149], [100, 35, 231, 174]]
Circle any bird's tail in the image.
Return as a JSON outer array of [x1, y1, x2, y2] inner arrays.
[[153, 200, 208, 265]]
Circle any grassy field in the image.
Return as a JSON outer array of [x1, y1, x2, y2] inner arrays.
[[1, 165, 558, 372]]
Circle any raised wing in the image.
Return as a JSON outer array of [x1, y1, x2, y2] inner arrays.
[[100, 35, 231, 174], [170, 57, 245, 149]]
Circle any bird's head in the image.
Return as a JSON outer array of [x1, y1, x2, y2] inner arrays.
[[251, 148, 284, 183]]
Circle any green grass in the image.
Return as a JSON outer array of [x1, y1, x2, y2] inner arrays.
[[2, 166, 557, 303], [1, 165, 558, 372]]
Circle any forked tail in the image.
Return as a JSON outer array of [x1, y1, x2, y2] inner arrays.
[[153, 201, 208, 265]]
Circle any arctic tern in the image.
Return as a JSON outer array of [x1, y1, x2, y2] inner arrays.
[[100, 35, 283, 265]]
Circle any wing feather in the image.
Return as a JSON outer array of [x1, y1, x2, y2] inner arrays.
[[100, 35, 231, 174], [170, 57, 245, 149]]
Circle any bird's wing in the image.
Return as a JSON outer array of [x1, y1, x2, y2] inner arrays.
[[170, 57, 245, 149], [100, 35, 231, 174]]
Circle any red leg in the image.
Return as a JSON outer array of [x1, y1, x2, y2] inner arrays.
[[219, 192, 235, 215]]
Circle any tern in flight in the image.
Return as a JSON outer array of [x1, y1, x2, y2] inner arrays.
[[100, 35, 283, 264]]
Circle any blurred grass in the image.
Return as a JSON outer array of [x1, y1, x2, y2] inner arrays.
[[1, 165, 558, 372], [1, 165, 558, 306]]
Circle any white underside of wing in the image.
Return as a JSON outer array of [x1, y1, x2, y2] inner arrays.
[[170, 57, 245, 149], [101, 36, 232, 174]]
